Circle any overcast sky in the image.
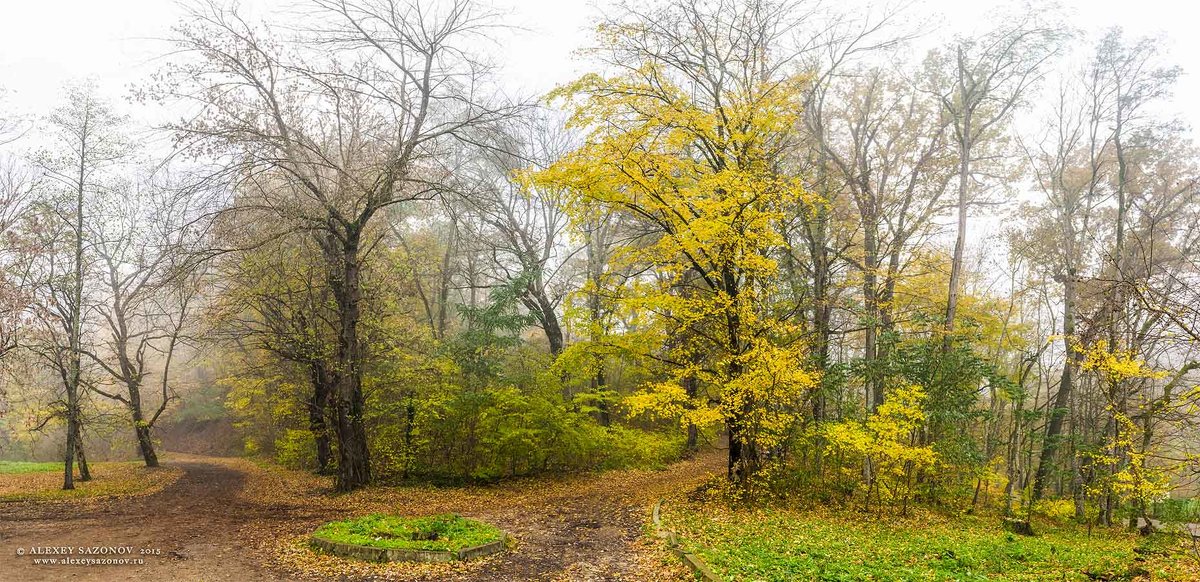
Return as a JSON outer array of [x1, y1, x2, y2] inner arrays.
[[1, 0, 1199, 127], [1, 0, 1195, 293]]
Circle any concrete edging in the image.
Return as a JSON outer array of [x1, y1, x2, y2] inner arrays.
[[310, 533, 507, 563], [652, 499, 722, 582]]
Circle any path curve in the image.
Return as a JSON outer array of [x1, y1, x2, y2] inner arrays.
[[0, 451, 723, 581], [0, 460, 290, 581]]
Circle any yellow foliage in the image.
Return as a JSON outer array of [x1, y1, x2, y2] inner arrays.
[[891, 250, 1031, 353], [824, 384, 937, 505], [1076, 339, 1169, 383], [526, 36, 819, 465], [1072, 339, 1172, 509], [1031, 498, 1077, 522]]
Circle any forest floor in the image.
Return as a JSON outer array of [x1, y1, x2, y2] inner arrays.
[[659, 499, 1200, 581], [0, 461, 182, 502], [0, 450, 724, 581]]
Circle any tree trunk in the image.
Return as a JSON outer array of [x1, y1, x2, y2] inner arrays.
[[332, 389, 370, 491], [945, 119, 972, 352], [683, 372, 699, 453], [863, 214, 882, 411], [74, 429, 90, 481], [135, 422, 159, 468], [1111, 115, 1128, 349], [63, 417, 76, 490], [542, 310, 564, 356], [63, 128, 88, 490], [127, 382, 159, 468], [527, 286, 564, 355], [721, 263, 759, 483], [1107, 116, 1130, 527], [329, 231, 370, 492], [307, 362, 333, 474], [726, 358, 759, 481], [1033, 272, 1077, 501], [811, 263, 830, 423], [804, 202, 832, 428], [585, 224, 611, 426], [402, 393, 416, 479], [435, 221, 457, 340], [593, 368, 610, 427]]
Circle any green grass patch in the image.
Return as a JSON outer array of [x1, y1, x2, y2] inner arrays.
[[661, 503, 1198, 581], [311, 513, 503, 552], [0, 461, 62, 474], [0, 462, 181, 501]]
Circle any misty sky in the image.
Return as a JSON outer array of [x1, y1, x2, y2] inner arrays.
[[1, 0, 1199, 127]]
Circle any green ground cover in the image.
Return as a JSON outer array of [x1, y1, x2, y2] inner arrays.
[[662, 503, 1197, 581], [311, 513, 504, 552], [0, 461, 62, 474]]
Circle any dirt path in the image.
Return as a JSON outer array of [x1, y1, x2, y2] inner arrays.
[[0, 452, 722, 581], [0, 460, 295, 581]]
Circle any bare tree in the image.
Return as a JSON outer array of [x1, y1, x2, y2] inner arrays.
[[0, 94, 33, 362], [0, 161, 36, 361], [85, 173, 204, 467], [1023, 29, 1182, 515], [928, 8, 1064, 350], [1018, 68, 1108, 504], [27, 83, 130, 489], [815, 66, 954, 410], [159, 0, 519, 490], [454, 112, 575, 355], [1095, 28, 1181, 351], [788, 3, 915, 425]]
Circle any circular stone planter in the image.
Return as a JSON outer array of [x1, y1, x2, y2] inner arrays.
[[309, 514, 508, 563]]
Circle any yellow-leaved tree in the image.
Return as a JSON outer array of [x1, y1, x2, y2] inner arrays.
[[527, 0, 818, 483], [824, 384, 937, 513], [1075, 339, 1174, 526]]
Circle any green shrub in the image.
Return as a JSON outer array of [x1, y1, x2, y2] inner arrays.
[[594, 425, 685, 471], [275, 429, 317, 470], [1032, 498, 1077, 522], [224, 275, 691, 483], [1152, 498, 1200, 523]]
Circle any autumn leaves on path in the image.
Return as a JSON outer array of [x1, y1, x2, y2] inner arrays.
[[254, 449, 724, 580], [0, 450, 724, 581], [0, 459, 289, 581]]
